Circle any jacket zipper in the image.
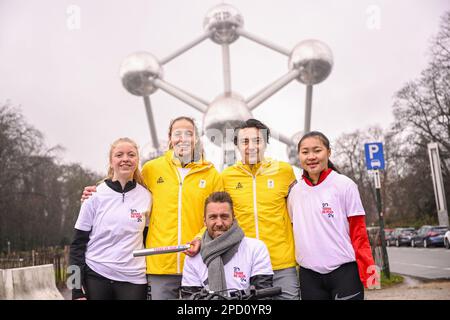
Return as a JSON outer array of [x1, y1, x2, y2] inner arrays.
[[177, 180, 182, 274], [172, 163, 212, 273], [252, 175, 259, 239], [241, 166, 260, 240]]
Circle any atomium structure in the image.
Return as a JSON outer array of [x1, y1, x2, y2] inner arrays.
[[119, 3, 333, 168]]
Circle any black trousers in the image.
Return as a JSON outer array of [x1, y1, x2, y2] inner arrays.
[[299, 262, 364, 300], [84, 265, 147, 300]]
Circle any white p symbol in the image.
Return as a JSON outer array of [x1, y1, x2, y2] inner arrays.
[[369, 144, 379, 159], [66, 5, 81, 30], [366, 5, 381, 30]]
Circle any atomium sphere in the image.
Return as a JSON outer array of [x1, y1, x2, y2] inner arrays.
[[286, 131, 304, 166], [203, 93, 252, 146], [288, 40, 333, 85], [119, 52, 163, 96], [203, 3, 244, 44]]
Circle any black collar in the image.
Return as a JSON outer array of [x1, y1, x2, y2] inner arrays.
[[105, 179, 137, 193]]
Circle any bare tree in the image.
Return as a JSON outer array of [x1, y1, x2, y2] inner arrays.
[[0, 103, 101, 252], [390, 11, 450, 223], [392, 12, 449, 159]]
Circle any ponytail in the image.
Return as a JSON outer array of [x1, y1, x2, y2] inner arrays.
[[328, 160, 340, 173]]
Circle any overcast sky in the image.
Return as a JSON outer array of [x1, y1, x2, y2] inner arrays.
[[1, 0, 449, 175]]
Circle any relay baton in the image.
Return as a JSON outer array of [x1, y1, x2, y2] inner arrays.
[[133, 244, 191, 257]]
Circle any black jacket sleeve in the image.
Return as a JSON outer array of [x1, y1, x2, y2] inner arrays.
[[143, 226, 149, 247], [250, 274, 273, 290], [69, 228, 91, 299]]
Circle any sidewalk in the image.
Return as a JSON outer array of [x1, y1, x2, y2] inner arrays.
[[365, 276, 450, 300]]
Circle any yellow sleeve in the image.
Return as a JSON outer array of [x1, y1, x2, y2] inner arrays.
[[213, 169, 224, 191], [285, 163, 297, 196], [195, 226, 206, 239], [286, 163, 297, 184], [141, 161, 151, 184]]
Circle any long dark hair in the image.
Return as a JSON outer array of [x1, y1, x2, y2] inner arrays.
[[297, 131, 339, 173]]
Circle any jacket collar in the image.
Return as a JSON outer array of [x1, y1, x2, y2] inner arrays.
[[235, 158, 273, 175], [105, 179, 137, 193], [164, 150, 213, 178], [165, 149, 211, 170]]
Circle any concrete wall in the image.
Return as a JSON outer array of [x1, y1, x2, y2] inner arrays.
[[0, 270, 5, 299], [0, 264, 63, 300]]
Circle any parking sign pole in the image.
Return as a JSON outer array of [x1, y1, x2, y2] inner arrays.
[[374, 170, 390, 279]]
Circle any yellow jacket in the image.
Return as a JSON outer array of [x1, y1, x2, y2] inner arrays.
[[221, 159, 296, 270], [142, 150, 223, 275]]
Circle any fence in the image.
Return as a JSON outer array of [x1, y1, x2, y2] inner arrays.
[[0, 246, 69, 287]]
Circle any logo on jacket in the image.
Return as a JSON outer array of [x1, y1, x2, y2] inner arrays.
[[321, 202, 334, 218], [130, 209, 143, 222], [267, 179, 274, 189], [236, 182, 243, 189], [157, 177, 164, 184], [233, 267, 247, 284], [199, 179, 206, 188]]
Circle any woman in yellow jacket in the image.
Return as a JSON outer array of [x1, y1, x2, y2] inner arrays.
[[142, 116, 222, 299]]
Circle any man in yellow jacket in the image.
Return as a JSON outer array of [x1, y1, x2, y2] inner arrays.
[[142, 117, 223, 300], [221, 119, 299, 299]]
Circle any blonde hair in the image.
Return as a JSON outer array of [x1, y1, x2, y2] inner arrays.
[[107, 137, 145, 186], [167, 116, 204, 162]]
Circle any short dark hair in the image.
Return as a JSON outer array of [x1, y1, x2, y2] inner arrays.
[[233, 118, 270, 146], [204, 192, 234, 217]]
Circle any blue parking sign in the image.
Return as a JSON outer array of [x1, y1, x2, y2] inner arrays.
[[364, 142, 385, 170]]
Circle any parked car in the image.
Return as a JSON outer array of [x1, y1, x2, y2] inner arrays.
[[387, 227, 415, 247], [411, 225, 448, 248], [386, 230, 394, 246], [366, 227, 394, 247], [444, 229, 450, 249], [384, 228, 394, 242]]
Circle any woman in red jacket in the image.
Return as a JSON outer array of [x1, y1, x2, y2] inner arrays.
[[287, 131, 378, 300]]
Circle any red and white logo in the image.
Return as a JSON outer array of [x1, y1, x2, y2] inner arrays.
[[130, 208, 144, 222], [321, 203, 334, 218], [233, 266, 247, 284]]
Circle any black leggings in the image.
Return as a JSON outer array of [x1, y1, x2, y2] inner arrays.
[[84, 266, 147, 300], [299, 262, 364, 300]]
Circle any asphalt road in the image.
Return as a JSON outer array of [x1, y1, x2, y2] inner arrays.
[[387, 246, 450, 280]]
